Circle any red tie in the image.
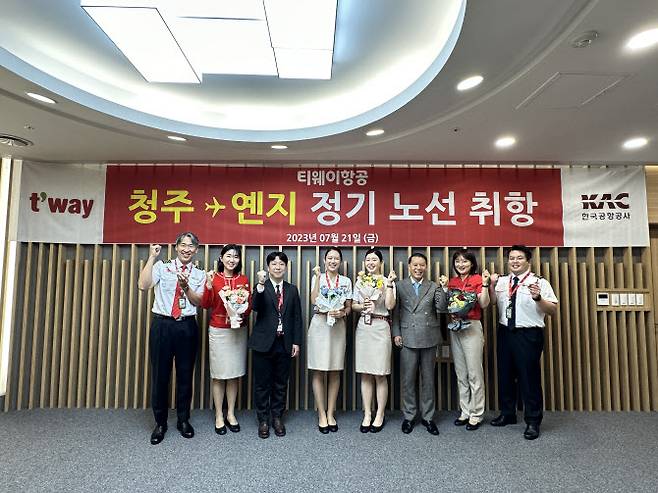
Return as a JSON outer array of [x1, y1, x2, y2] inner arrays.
[[171, 264, 187, 319]]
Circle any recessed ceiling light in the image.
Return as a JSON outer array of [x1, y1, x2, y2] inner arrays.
[[271, 144, 288, 150], [456, 75, 483, 91], [626, 28, 658, 51], [495, 136, 516, 148], [167, 135, 187, 142], [26, 92, 56, 104], [366, 129, 385, 137], [622, 137, 648, 149], [0, 134, 33, 147]]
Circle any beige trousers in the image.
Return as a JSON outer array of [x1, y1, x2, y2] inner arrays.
[[450, 319, 485, 423]]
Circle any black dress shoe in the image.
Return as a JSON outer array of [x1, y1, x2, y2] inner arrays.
[[421, 419, 439, 436], [454, 418, 468, 426], [273, 418, 286, 437], [318, 425, 330, 434], [490, 414, 518, 427], [150, 424, 167, 445], [466, 421, 481, 431], [401, 419, 414, 434], [523, 423, 540, 440], [226, 421, 240, 433], [215, 425, 227, 435], [258, 422, 270, 439], [369, 417, 385, 433], [176, 420, 194, 438]]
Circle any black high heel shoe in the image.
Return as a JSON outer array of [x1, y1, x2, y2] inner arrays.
[[360, 418, 371, 433], [328, 423, 338, 433], [369, 417, 386, 433], [318, 425, 330, 434], [215, 425, 227, 435], [226, 421, 240, 433]]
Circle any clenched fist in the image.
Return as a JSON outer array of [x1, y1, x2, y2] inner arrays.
[[149, 244, 162, 259], [256, 270, 267, 284]]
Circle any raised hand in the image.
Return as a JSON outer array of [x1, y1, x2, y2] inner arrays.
[[529, 281, 541, 299], [312, 266, 321, 277], [387, 270, 397, 285], [256, 270, 267, 285], [490, 273, 499, 285], [438, 274, 449, 287], [177, 269, 190, 290], [149, 244, 162, 259], [482, 269, 491, 284], [205, 270, 215, 289]]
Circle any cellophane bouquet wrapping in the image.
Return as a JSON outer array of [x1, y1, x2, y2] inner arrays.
[[315, 284, 349, 327], [356, 271, 383, 324], [447, 289, 477, 331], [219, 284, 250, 328]]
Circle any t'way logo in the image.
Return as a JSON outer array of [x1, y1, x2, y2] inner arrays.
[[29, 192, 94, 218], [581, 193, 630, 210]]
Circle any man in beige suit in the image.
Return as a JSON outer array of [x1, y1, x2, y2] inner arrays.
[[392, 253, 448, 435]]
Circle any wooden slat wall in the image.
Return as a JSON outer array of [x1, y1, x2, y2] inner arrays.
[[3, 244, 658, 412]]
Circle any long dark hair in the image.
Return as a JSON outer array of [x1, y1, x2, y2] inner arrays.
[[217, 244, 242, 274]]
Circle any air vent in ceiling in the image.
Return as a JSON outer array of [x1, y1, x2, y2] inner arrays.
[[0, 134, 33, 147]]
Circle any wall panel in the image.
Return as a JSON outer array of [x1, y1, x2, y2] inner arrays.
[[3, 244, 658, 412]]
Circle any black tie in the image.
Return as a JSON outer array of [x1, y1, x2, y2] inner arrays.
[[275, 285, 282, 311], [508, 276, 519, 330]]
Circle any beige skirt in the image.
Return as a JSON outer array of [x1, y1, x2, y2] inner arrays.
[[307, 314, 346, 371], [355, 317, 392, 375], [208, 325, 247, 379]]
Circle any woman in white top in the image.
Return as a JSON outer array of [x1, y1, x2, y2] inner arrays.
[[308, 247, 352, 434], [351, 248, 397, 433]]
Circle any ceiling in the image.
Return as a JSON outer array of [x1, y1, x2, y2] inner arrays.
[[0, 0, 657, 165]]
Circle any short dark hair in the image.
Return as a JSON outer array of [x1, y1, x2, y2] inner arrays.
[[508, 244, 532, 261], [175, 232, 199, 247], [324, 247, 342, 261], [364, 248, 383, 263], [266, 251, 288, 265], [217, 244, 242, 274], [408, 252, 427, 264], [452, 248, 478, 275]]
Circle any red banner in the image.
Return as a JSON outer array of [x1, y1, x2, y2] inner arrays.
[[103, 165, 564, 246]]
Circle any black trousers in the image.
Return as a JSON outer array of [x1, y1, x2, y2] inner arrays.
[[497, 324, 544, 424], [252, 337, 291, 424], [149, 316, 198, 425]]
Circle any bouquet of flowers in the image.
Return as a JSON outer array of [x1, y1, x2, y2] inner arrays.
[[315, 284, 349, 327], [219, 284, 250, 328], [356, 271, 384, 325], [447, 289, 477, 331]]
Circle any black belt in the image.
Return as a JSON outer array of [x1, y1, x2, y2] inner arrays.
[[500, 324, 542, 331], [153, 313, 196, 322]]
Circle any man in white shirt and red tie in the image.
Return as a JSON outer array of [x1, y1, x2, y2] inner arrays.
[[138, 232, 205, 445], [488, 245, 558, 440]]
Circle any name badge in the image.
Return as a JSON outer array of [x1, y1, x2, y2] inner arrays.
[[363, 313, 372, 325], [179, 297, 187, 309], [505, 304, 513, 319]]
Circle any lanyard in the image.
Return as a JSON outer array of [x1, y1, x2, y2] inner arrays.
[[219, 272, 235, 290], [325, 272, 340, 289], [508, 272, 532, 297], [458, 275, 471, 291]]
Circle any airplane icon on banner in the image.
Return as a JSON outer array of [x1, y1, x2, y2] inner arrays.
[[204, 197, 226, 218]]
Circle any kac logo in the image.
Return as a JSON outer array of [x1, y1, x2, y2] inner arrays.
[[581, 193, 629, 210], [29, 192, 94, 218]]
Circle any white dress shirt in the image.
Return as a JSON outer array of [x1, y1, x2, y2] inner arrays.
[[151, 258, 205, 317], [494, 269, 558, 328]]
